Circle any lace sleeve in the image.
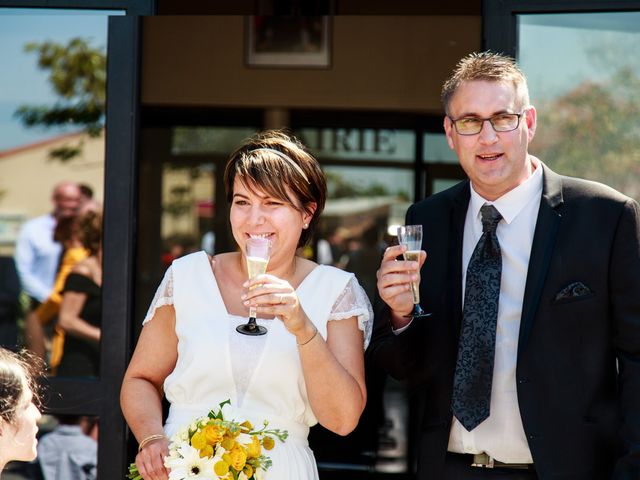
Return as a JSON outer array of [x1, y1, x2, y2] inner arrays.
[[328, 275, 374, 350], [142, 266, 174, 325]]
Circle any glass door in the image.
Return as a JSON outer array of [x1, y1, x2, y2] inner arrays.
[[518, 12, 640, 201], [0, 4, 151, 479]]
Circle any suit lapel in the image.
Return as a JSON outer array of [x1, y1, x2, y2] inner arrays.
[[450, 182, 470, 335], [518, 164, 564, 357]]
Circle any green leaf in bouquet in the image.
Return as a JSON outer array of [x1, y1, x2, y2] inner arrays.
[[126, 462, 142, 480]]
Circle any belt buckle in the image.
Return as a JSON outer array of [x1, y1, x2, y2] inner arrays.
[[471, 452, 494, 468]]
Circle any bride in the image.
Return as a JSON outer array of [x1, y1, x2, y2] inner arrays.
[[120, 130, 373, 480]]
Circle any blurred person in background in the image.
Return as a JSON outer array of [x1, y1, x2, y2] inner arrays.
[[17, 182, 80, 357], [16, 182, 81, 309], [36, 414, 97, 480], [56, 209, 103, 377], [78, 184, 94, 209], [25, 214, 88, 366], [25, 200, 101, 371]]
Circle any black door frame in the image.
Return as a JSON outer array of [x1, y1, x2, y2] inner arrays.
[[100, 14, 145, 479], [483, 0, 640, 55], [0, 0, 154, 13]]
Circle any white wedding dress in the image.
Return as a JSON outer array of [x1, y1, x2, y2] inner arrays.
[[143, 251, 373, 479]]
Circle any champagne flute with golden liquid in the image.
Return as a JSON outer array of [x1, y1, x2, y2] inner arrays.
[[236, 237, 272, 336], [397, 225, 430, 319]]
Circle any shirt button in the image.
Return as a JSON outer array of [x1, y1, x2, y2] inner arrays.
[[517, 378, 530, 384]]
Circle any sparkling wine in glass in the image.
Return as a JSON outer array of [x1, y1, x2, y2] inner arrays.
[[397, 225, 431, 319], [236, 237, 272, 336]]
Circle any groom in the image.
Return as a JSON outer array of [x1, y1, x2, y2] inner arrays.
[[368, 51, 640, 479]]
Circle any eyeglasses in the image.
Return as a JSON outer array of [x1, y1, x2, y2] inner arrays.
[[448, 111, 526, 136]]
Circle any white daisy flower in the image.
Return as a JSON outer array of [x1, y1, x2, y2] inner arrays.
[[164, 444, 217, 480]]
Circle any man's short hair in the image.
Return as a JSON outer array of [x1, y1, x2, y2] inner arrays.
[[441, 51, 530, 115]]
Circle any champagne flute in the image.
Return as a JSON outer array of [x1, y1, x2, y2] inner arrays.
[[397, 225, 431, 319], [236, 237, 272, 336]]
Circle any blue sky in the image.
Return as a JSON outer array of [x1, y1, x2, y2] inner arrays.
[[0, 10, 114, 150], [518, 12, 640, 103]]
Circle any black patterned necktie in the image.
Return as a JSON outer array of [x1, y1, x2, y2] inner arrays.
[[452, 204, 503, 431]]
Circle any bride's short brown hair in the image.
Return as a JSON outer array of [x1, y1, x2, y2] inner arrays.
[[224, 130, 326, 248]]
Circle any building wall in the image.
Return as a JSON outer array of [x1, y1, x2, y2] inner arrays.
[[0, 132, 104, 253], [141, 15, 481, 113]]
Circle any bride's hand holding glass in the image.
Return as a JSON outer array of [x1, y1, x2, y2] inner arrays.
[[242, 273, 313, 339]]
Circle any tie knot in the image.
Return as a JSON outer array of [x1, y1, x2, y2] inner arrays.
[[480, 204, 502, 233]]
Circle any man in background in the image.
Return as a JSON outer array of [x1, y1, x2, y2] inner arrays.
[[15, 181, 80, 356], [37, 415, 98, 480]]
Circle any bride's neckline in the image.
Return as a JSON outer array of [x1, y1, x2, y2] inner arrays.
[[200, 250, 324, 319]]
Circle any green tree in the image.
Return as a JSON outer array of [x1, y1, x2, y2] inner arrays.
[[532, 67, 640, 201], [14, 37, 106, 161]]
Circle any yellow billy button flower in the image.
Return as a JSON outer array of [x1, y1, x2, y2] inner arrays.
[[203, 425, 223, 445], [229, 446, 247, 471], [190, 431, 207, 450], [221, 436, 235, 450], [262, 436, 275, 451], [199, 444, 214, 458], [214, 460, 230, 476], [246, 436, 261, 458], [243, 464, 254, 478]]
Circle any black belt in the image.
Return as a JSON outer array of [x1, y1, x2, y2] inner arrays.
[[447, 452, 535, 470]]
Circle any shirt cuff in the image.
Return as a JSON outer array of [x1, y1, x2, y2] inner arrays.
[[392, 319, 413, 335]]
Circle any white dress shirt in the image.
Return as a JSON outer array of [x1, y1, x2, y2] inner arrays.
[[447, 159, 543, 463], [14, 214, 60, 302], [37, 424, 97, 480]]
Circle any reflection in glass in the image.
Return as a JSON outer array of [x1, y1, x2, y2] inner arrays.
[[161, 162, 216, 263], [423, 132, 459, 163], [433, 179, 461, 194], [518, 12, 640, 201], [171, 126, 258, 155], [307, 163, 415, 474], [318, 166, 413, 302], [54, 208, 103, 378], [0, 14, 107, 378], [299, 128, 416, 162]]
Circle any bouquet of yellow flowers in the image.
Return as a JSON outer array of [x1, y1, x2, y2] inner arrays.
[[127, 400, 288, 480]]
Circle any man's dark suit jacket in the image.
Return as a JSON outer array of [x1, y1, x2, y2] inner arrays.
[[367, 164, 640, 480]]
